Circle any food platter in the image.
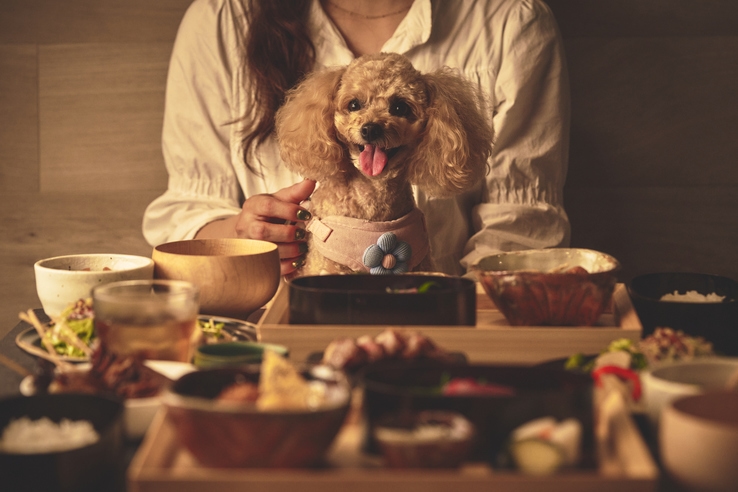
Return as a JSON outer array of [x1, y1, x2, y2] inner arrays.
[[258, 283, 644, 365], [127, 383, 658, 492]]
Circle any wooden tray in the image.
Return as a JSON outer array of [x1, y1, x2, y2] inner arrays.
[[256, 282, 643, 364], [127, 384, 657, 492]]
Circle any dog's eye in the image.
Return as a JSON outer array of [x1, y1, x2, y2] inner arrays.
[[348, 99, 362, 112], [390, 99, 411, 117]]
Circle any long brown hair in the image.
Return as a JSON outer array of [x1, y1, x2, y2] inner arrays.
[[241, 0, 315, 171]]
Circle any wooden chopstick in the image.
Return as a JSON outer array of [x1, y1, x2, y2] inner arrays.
[[0, 353, 31, 378], [18, 310, 74, 370]]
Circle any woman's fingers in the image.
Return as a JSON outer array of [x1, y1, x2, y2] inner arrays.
[[234, 180, 316, 276], [272, 179, 316, 206]]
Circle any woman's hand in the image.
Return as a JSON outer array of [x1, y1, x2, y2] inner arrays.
[[196, 179, 316, 276]]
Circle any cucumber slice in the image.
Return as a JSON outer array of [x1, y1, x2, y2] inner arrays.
[[549, 418, 582, 465], [510, 438, 565, 476]]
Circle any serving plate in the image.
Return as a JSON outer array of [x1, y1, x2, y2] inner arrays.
[[128, 381, 658, 492], [15, 326, 87, 363], [258, 283, 644, 365], [15, 315, 258, 364], [19, 360, 196, 440]]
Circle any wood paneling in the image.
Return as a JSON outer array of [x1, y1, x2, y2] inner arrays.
[[564, 37, 738, 188], [547, 0, 738, 283], [33, 0, 193, 44], [0, 45, 38, 193], [0, 190, 159, 339], [38, 43, 171, 191], [566, 186, 738, 283], [0, 0, 36, 44], [0, 0, 193, 44], [546, 0, 738, 37]]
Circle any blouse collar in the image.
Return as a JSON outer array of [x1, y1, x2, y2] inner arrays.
[[308, 0, 432, 68]]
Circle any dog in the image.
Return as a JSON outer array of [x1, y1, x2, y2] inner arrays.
[[276, 52, 493, 275]]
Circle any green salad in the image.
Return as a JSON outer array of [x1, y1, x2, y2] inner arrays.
[[43, 298, 95, 358]]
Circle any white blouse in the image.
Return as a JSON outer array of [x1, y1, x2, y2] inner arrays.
[[143, 0, 571, 276]]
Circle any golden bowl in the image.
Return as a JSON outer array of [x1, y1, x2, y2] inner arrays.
[[152, 239, 280, 320]]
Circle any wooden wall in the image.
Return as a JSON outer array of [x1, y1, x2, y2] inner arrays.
[[0, 0, 192, 336], [546, 0, 738, 283], [1, 0, 737, 337]]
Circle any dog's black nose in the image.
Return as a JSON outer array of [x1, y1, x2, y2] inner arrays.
[[360, 123, 383, 142]]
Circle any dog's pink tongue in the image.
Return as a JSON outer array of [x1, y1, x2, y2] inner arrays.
[[359, 144, 388, 177]]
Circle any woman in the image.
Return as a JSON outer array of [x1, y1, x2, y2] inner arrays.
[[143, 0, 571, 276]]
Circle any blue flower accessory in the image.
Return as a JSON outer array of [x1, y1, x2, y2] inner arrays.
[[362, 232, 412, 275]]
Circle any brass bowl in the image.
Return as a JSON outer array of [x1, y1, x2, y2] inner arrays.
[[472, 248, 620, 326]]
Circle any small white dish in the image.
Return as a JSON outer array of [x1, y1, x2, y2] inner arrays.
[[641, 357, 738, 426], [660, 391, 738, 492], [34, 253, 154, 318], [19, 360, 196, 440]]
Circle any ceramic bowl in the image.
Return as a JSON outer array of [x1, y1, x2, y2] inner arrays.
[[628, 272, 738, 355], [152, 238, 280, 320], [640, 357, 738, 426], [194, 341, 289, 369], [34, 253, 154, 318], [0, 393, 124, 492], [472, 248, 620, 326], [660, 391, 738, 492], [163, 365, 351, 468]]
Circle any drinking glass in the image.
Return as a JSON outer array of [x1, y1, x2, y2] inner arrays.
[[93, 279, 200, 362]]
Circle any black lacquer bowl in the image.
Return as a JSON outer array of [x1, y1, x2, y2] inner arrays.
[[288, 274, 476, 325], [0, 393, 124, 492], [361, 360, 594, 464], [628, 272, 738, 355]]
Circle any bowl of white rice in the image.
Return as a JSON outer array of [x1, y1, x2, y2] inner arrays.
[[628, 272, 738, 356], [0, 393, 124, 491]]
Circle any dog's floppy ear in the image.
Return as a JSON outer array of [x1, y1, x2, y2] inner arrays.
[[276, 67, 346, 181], [407, 68, 493, 197]]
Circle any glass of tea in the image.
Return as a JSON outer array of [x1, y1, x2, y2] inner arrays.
[[92, 279, 200, 362]]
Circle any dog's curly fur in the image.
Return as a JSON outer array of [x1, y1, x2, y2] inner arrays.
[[276, 52, 493, 275]]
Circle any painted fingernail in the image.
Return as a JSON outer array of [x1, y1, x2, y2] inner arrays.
[[298, 242, 309, 254], [296, 209, 311, 221], [291, 257, 305, 269], [295, 229, 306, 240]]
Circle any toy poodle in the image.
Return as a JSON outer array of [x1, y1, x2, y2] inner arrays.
[[276, 52, 493, 275]]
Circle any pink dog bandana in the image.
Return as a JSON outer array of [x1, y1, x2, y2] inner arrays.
[[305, 208, 430, 272]]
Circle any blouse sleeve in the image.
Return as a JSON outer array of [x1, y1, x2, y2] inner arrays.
[[142, 0, 244, 246], [460, 0, 571, 270]]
